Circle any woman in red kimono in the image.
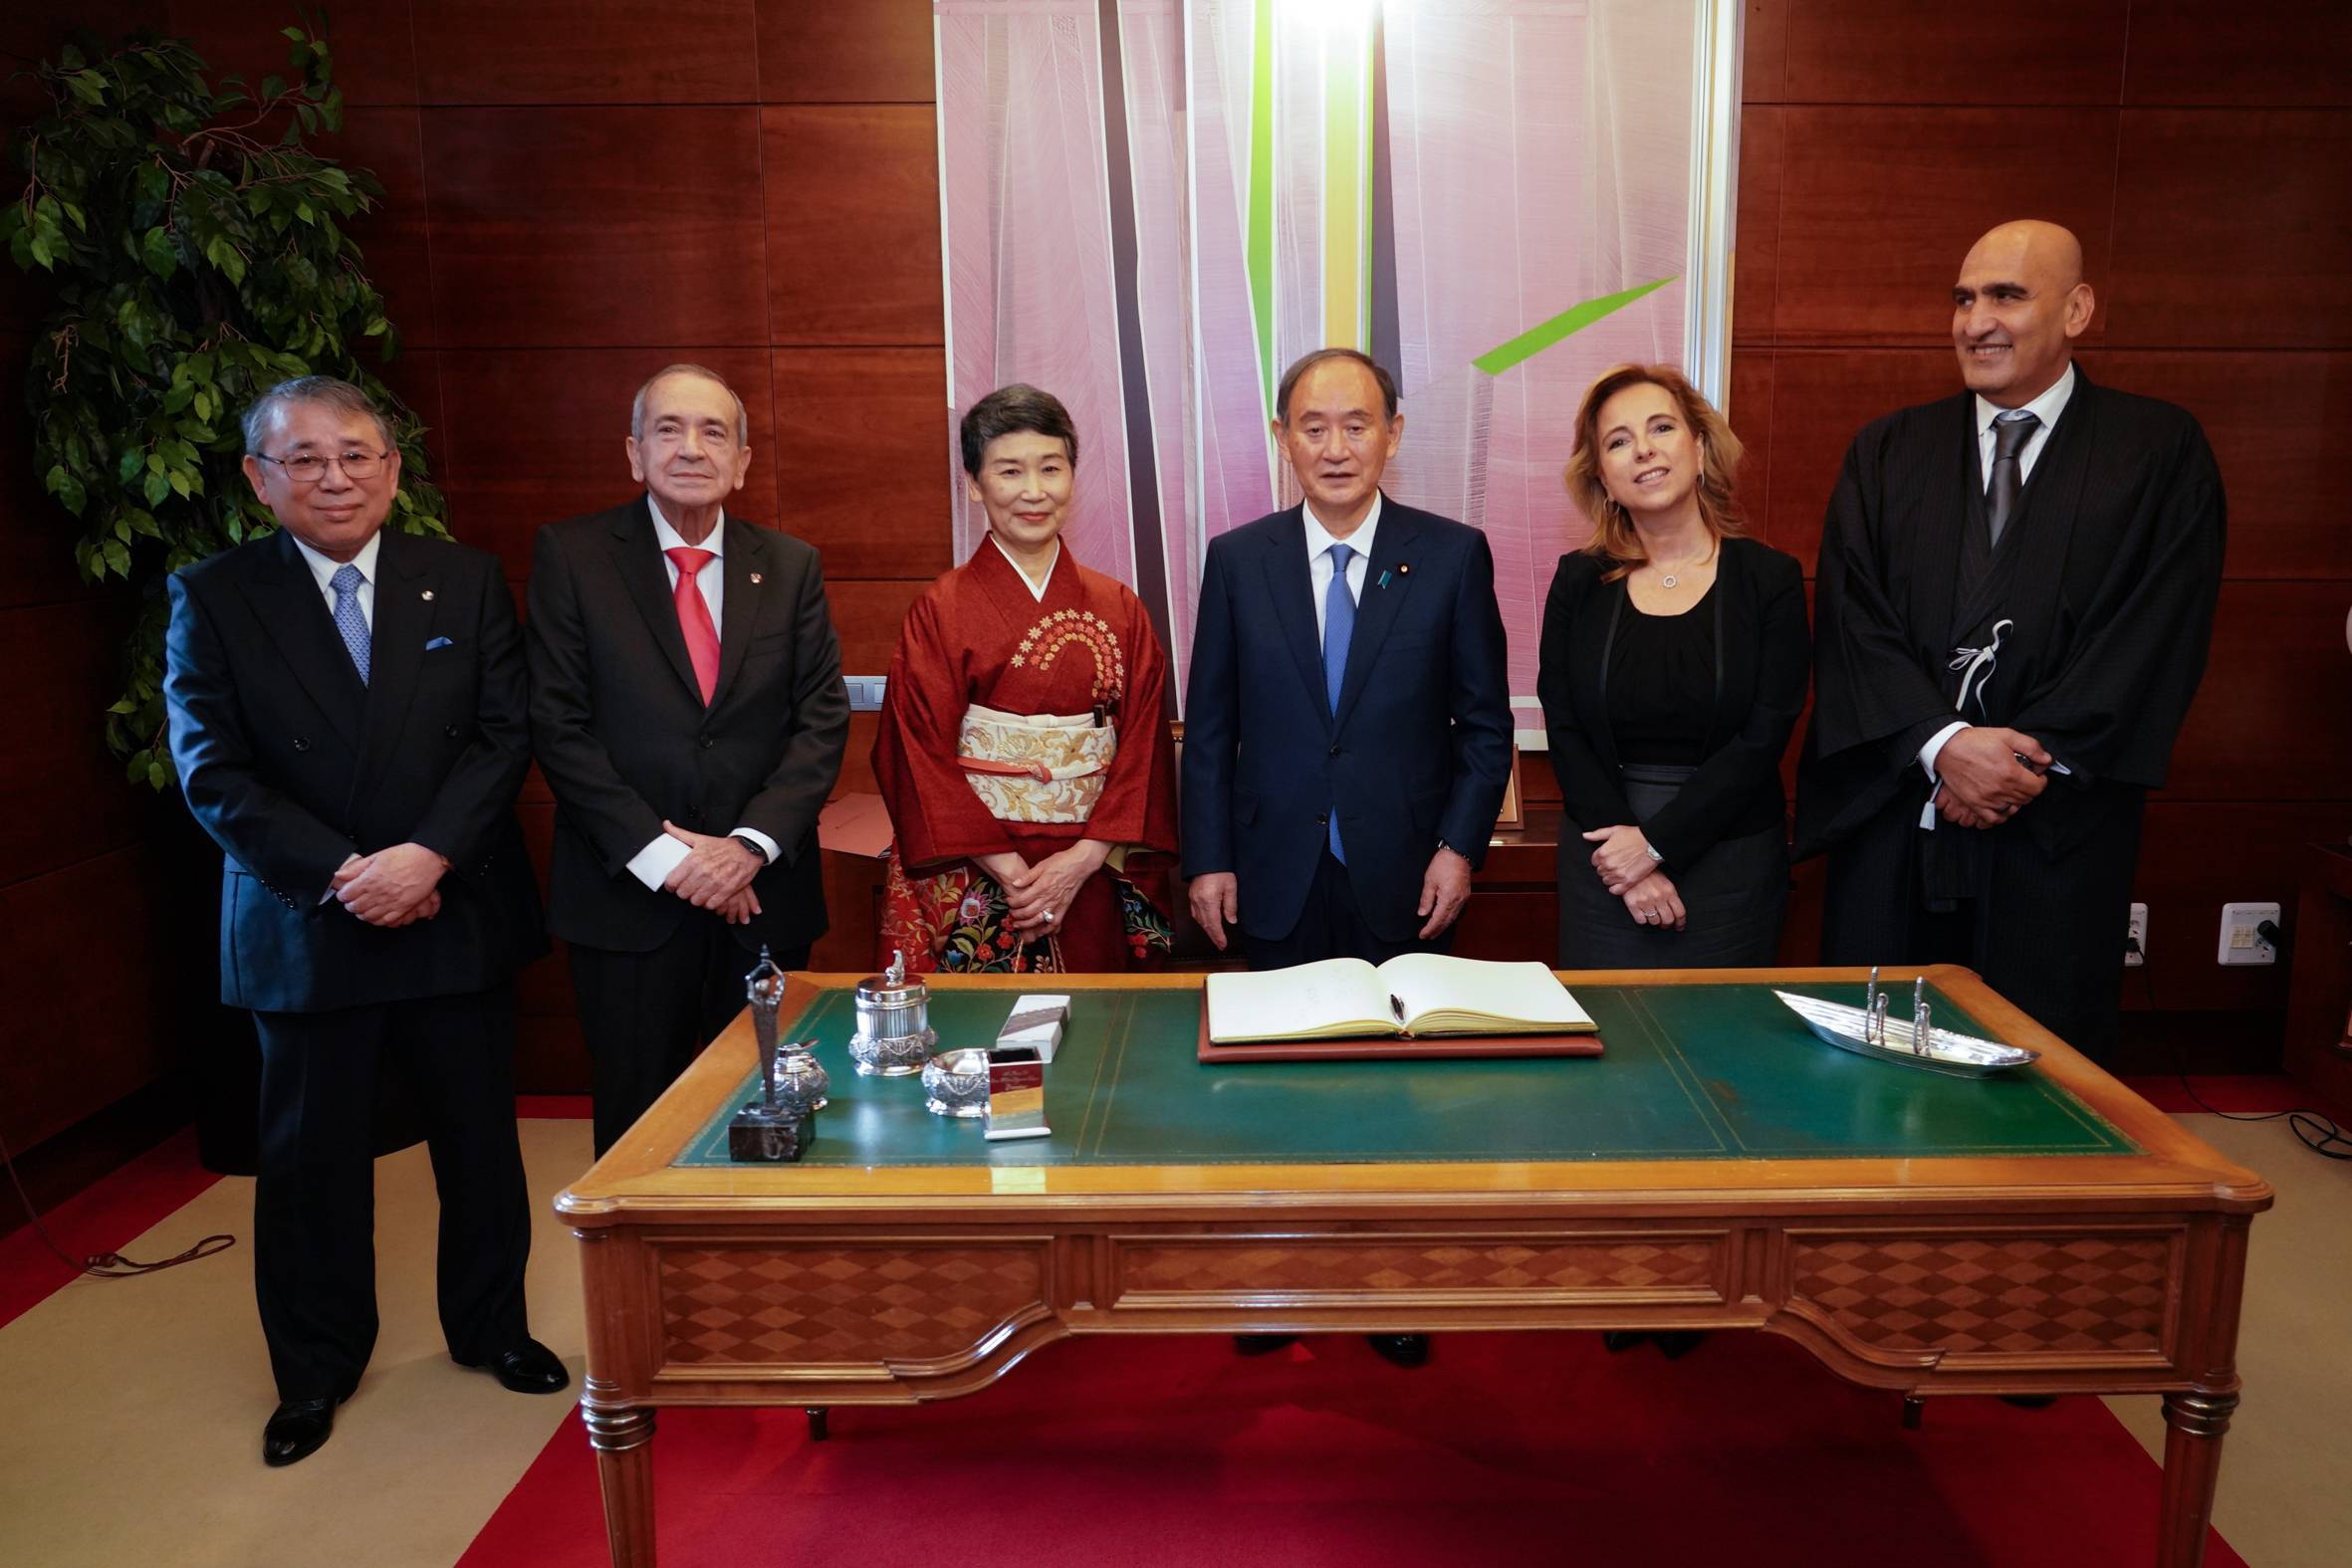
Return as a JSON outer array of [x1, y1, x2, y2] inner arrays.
[[873, 384, 1178, 974]]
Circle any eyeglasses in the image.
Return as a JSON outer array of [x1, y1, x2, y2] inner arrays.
[[256, 449, 390, 484]]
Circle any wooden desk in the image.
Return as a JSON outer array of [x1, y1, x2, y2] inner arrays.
[[558, 966, 2270, 1567]]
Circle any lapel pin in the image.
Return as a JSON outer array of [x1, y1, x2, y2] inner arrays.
[[420, 589, 434, 601], [1396, 562, 1411, 577], [749, 571, 763, 584], [1378, 570, 1391, 588]]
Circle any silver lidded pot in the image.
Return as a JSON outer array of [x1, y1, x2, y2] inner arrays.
[[772, 1038, 828, 1114], [849, 949, 935, 1076]]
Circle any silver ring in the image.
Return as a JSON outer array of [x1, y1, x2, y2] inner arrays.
[[1044, 909, 1056, 922]]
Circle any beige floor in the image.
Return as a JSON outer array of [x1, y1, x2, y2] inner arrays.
[[0, 1113, 2343, 1568]]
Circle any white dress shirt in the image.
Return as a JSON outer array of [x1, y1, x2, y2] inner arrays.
[[625, 496, 781, 888], [1302, 492, 1383, 644], [290, 530, 380, 630], [1920, 363, 2081, 781]]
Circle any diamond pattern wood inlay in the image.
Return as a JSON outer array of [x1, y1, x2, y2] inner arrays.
[[1118, 1238, 1719, 1298], [659, 1245, 1045, 1365], [1790, 1234, 2173, 1354]]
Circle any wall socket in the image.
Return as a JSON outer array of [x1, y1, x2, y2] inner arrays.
[[2216, 902, 2280, 966], [2125, 902, 2148, 967]]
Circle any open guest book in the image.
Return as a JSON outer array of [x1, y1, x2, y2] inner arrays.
[[1205, 955, 1597, 1044]]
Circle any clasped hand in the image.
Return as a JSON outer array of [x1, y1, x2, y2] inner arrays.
[[1579, 823, 1657, 896], [333, 842, 447, 927], [1935, 726, 2051, 829], [988, 841, 1110, 938], [661, 820, 763, 925]]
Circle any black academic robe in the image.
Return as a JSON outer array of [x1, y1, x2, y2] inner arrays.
[[1793, 369, 2225, 1058]]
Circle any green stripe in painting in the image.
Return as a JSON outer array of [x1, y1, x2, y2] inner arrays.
[[1248, 0, 1276, 418], [1471, 276, 1676, 376]]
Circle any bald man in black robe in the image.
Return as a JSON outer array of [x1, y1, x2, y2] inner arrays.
[[1794, 220, 2225, 1061]]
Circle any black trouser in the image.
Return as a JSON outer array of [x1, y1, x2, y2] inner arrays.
[[1241, 847, 1452, 970], [251, 985, 531, 1402], [569, 922, 810, 1157]]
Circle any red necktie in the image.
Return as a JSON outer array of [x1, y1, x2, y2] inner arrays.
[[665, 546, 720, 704]]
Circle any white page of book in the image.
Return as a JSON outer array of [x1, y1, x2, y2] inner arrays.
[[1379, 954, 1594, 1030], [1205, 959, 1391, 1040]]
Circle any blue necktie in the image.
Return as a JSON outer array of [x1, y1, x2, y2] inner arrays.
[[331, 563, 370, 685], [1322, 543, 1355, 862]]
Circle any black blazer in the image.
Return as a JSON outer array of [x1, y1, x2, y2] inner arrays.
[[526, 499, 850, 955], [1535, 536, 1809, 868], [164, 528, 546, 1012], [1181, 499, 1514, 944]]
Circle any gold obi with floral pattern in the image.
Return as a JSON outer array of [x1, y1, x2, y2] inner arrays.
[[955, 704, 1116, 824]]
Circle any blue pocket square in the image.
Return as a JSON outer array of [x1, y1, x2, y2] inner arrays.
[[424, 636, 454, 651]]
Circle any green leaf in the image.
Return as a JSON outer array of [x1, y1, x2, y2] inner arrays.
[[103, 538, 131, 575], [147, 758, 169, 790], [67, 69, 108, 106], [282, 25, 306, 40], [136, 160, 170, 204], [45, 463, 89, 515], [143, 470, 170, 506], [139, 226, 176, 280], [107, 698, 138, 716], [118, 447, 144, 484]]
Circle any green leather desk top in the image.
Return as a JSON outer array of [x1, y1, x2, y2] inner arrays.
[[672, 981, 2136, 1169]]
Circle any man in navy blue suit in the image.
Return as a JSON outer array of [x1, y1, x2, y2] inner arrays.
[[1183, 348, 1513, 970]]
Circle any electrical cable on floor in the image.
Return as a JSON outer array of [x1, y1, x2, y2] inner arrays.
[[2128, 935, 2350, 1162], [0, 1123, 234, 1277]]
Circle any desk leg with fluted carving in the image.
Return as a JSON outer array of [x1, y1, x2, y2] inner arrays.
[[584, 1404, 657, 1568], [2157, 1390, 2235, 1568]]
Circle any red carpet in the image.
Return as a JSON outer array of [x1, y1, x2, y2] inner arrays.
[[460, 1331, 2241, 1568]]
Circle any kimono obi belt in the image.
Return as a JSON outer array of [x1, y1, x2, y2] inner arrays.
[[955, 704, 1116, 824]]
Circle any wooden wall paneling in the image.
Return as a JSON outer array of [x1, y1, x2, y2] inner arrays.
[[827, 578, 927, 674], [410, 0, 759, 107], [1728, 348, 1774, 532], [1740, 0, 1789, 105], [755, 0, 936, 105], [514, 1012, 588, 1096], [1771, 107, 2116, 345], [2081, 349, 2352, 580], [2106, 109, 2352, 350], [0, 600, 153, 879], [0, 846, 179, 1151], [432, 347, 781, 574], [833, 711, 882, 798], [1759, 348, 1952, 564], [762, 106, 944, 344], [369, 345, 453, 488], [771, 348, 954, 579], [813, 848, 887, 972], [322, 107, 439, 349], [164, 0, 419, 107], [1734, 106, 1782, 344], [2159, 582, 2352, 803], [423, 107, 770, 347], [1779, 0, 2127, 107], [2122, 6, 2352, 110], [2130, 803, 2351, 1012]]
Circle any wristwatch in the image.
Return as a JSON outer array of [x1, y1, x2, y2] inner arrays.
[[731, 834, 771, 864], [1643, 839, 1664, 865]]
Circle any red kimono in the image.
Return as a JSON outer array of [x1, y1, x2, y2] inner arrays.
[[873, 538, 1179, 974]]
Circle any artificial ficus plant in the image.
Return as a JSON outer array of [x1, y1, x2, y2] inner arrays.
[[2, 26, 447, 788]]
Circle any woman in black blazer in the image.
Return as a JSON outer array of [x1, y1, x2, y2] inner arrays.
[[1537, 364, 1809, 967]]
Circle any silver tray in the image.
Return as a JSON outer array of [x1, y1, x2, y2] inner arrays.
[[1773, 989, 2038, 1078]]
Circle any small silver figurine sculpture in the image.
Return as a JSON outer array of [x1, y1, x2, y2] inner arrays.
[[730, 945, 811, 1161]]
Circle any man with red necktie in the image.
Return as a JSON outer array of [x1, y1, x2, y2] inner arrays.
[[529, 364, 850, 1155]]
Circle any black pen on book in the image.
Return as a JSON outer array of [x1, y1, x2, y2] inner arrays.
[[1390, 994, 1412, 1038]]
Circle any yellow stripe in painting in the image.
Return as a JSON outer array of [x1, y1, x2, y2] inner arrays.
[[1320, 16, 1373, 348]]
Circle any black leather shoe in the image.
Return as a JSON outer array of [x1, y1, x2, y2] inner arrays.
[[456, 1337, 571, 1394], [1233, 1334, 1299, 1356], [263, 1393, 346, 1467], [1999, 1394, 2058, 1410], [1367, 1334, 1429, 1369]]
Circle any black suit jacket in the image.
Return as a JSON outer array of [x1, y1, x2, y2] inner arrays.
[[526, 499, 850, 954], [1535, 537, 1809, 867], [1181, 499, 1514, 944], [164, 528, 546, 1012]]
